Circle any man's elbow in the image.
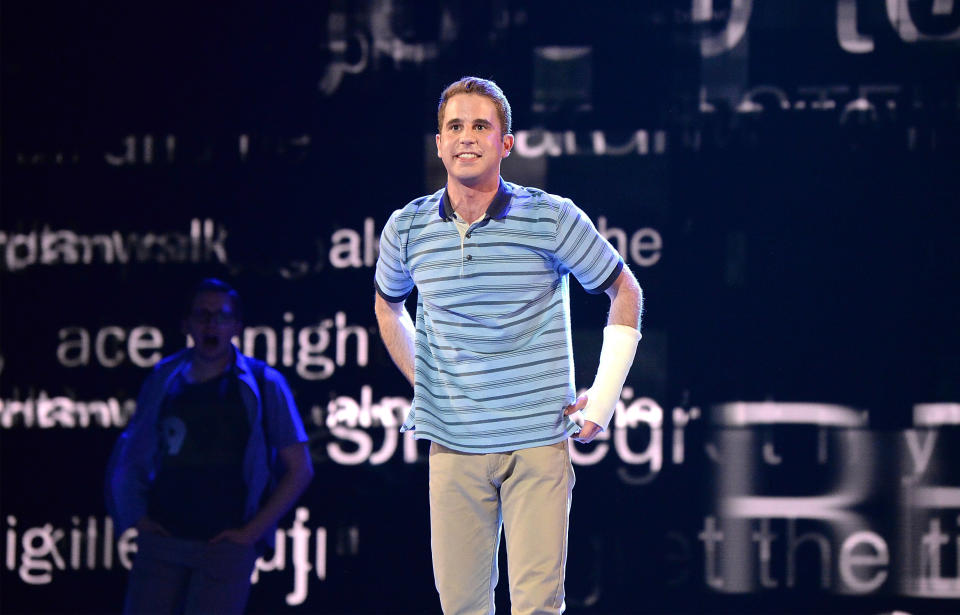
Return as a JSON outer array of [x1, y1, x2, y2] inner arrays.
[[624, 266, 641, 295], [615, 269, 643, 328], [612, 268, 641, 301], [282, 444, 315, 490], [297, 454, 315, 484], [290, 460, 314, 498]]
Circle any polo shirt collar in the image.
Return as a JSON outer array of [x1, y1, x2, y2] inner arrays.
[[438, 178, 513, 221]]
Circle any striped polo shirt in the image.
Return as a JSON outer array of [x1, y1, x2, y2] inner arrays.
[[375, 178, 623, 453]]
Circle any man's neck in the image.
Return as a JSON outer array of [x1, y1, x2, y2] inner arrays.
[[188, 354, 232, 383], [446, 178, 499, 224]]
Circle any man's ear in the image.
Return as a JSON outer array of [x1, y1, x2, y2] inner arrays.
[[502, 133, 514, 157], [181, 320, 195, 347]]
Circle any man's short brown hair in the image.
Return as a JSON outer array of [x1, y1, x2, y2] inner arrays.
[[437, 77, 512, 136]]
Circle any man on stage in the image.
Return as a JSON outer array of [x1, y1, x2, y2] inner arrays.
[[106, 278, 313, 614], [374, 77, 643, 614]]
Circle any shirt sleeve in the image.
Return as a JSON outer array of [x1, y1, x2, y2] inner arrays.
[[374, 209, 415, 303], [261, 367, 308, 449], [554, 198, 624, 294], [104, 365, 166, 532]]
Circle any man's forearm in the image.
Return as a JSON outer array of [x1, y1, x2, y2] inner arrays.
[[240, 443, 313, 542], [374, 294, 417, 387], [577, 267, 643, 434]]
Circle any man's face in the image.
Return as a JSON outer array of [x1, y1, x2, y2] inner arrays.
[[436, 94, 514, 189], [183, 291, 241, 363]]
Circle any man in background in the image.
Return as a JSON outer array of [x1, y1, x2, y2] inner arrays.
[[375, 77, 642, 614], [106, 278, 313, 614]]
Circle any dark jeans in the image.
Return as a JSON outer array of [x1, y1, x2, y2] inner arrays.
[[124, 532, 258, 615]]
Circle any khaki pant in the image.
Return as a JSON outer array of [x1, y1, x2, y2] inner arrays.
[[429, 440, 576, 615]]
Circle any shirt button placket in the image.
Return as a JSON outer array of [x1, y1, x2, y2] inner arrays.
[[465, 229, 474, 265]]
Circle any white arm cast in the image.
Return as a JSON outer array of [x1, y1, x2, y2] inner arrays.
[[580, 324, 641, 430]]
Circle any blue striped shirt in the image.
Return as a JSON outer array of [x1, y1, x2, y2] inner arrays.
[[375, 179, 623, 453]]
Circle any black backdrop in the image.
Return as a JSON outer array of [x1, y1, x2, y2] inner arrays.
[[2, 1, 958, 613]]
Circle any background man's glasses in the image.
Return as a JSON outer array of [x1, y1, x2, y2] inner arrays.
[[188, 310, 237, 325]]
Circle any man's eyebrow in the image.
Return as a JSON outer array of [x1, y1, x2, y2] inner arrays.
[[445, 118, 494, 128]]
